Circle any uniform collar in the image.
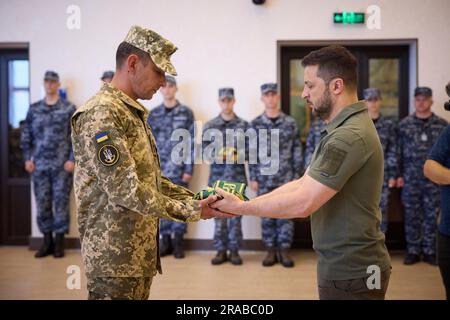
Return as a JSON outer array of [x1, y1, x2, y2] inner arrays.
[[102, 82, 147, 114], [413, 112, 435, 122], [323, 101, 367, 134], [261, 111, 285, 125], [163, 100, 181, 109], [41, 97, 63, 109], [216, 113, 238, 125]]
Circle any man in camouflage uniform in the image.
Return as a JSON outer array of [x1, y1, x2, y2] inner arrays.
[[398, 86, 448, 265], [148, 75, 195, 259], [364, 88, 398, 233], [203, 88, 249, 266], [249, 83, 302, 268], [304, 117, 326, 169], [21, 70, 76, 259], [71, 25, 229, 300]]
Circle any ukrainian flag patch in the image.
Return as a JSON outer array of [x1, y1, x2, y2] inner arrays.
[[95, 131, 109, 143]]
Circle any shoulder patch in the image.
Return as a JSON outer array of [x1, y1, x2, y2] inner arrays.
[[98, 144, 120, 167], [317, 144, 347, 176]]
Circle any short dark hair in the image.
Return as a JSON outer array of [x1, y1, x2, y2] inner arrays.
[[301, 45, 357, 89], [115, 41, 150, 69]]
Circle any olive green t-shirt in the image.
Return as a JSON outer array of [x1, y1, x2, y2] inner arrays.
[[307, 101, 391, 281]]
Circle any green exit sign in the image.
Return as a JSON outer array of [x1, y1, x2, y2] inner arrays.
[[334, 12, 365, 24]]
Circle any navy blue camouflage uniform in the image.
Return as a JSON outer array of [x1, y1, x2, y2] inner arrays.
[[21, 98, 76, 234], [398, 113, 447, 255], [304, 118, 325, 169], [372, 115, 398, 233], [202, 114, 249, 251], [148, 101, 195, 236], [249, 112, 302, 249]]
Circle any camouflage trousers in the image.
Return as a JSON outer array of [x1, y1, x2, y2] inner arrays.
[[32, 168, 73, 234], [261, 218, 294, 249], [401, 182, 440, 255], [87, 277, 153, 300], [160, 179, 188, 236], [213, 216, 243, 251], [380, 183, 390, 233]]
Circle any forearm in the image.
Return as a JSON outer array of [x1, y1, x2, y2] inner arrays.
[[258, 176, 304, 201], [239, 189, 310, 219], [424, 160, 450, 185]]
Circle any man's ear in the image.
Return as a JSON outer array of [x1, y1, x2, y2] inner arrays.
[[330, 78, 345, 95], [126, 54, 138, 74]]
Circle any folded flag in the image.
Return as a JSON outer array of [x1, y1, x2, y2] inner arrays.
[[193, 180, 249, 201]]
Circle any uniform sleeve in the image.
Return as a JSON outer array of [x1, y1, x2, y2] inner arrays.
[[160, 175, 195, 199], [307, 129, 371, 191], [385, 121, 399, 179], [73, 105, 201, 223], [20, 106, 33, 161], [428, 125, 450, 165], [291, 121, 303, 179], [183, 111, 195, 175]]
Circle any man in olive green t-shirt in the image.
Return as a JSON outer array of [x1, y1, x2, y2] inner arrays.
[[211, 45, 391, 300]]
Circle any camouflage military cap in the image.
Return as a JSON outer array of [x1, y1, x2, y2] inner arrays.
[[414, 86, 432, 97], [44, 70, 59, 82], [261, 83, 277, 94], [101, 71, 115, 80], [165, 75, 177, 85], [363, 88, 381, 100], [124, 25, 178, 76], [219, 88, 234, 99]]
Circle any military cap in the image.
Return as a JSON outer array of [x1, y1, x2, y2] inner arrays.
[[414, 86, 432, 97], [165, 75, 177, 85], [44, 70, 59, 82], [219, 87, 234, 99], [261, 83, 277, 94], [124, 25, 178, 76], [101, 71, 115, 80], [363, 88, 381, 100]]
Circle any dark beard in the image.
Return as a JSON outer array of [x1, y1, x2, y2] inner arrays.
[[312, 89, 332, 120]]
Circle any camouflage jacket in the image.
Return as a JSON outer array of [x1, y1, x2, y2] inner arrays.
[[304, 118, 325, 169], [249, 112, 303, 193], [21, 98, 76, 170], [148, 101, 195, 182], [202, 114, 249, 186], [71, 83, 201, 278], [372, 116, 398, 181], [398, 113, 447, 179]]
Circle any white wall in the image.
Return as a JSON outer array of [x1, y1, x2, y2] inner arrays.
[[1, 0, 449, 239]]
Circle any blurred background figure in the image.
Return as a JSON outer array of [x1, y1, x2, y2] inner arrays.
[[249, 83, 302, 268], [397, 87, 447, 265], [203, 88, 248, 266], [147, 75, 195, 259], [364, 88, 398, 233], [20, 70, 76, 259]]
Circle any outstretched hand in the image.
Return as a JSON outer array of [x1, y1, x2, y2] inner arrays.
[[199, 195, 237, 219], [209, 187, 244, 215]]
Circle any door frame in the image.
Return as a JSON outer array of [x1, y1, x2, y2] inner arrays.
[[277, 39, 418, 117], [0, 44, 30, 245]]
